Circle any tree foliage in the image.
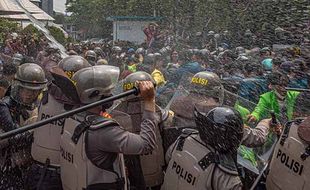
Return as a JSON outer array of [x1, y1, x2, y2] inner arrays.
[[22, 24, 42, 36], [0, 18, 20, 43], [47, 26, 67, 45], [66, 0, 310, 40]]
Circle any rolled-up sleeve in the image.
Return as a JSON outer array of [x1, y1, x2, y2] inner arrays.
[[242, 119, 270, 147]]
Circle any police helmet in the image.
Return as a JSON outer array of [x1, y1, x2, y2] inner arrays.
[[72, 65, 120, 104], [136, 47, 145, 55], [112, 46, 122, 52], [159, 46, 171, 55], [94, 47, 104, 57], [15, 63, 47, 90], [85, 50, 97, 66], [122, 71, 155, 92], [194, 106, 244, 154], [190, 71, 224, 104], [85, 50, 97, 59], [11, 63, 47, 107], [12, 53, 24, 66], [58, 55, 91, 78]]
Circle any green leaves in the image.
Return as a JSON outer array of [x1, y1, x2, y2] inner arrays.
[[0, 18, 20, 43], [67, 0, 310, 40]]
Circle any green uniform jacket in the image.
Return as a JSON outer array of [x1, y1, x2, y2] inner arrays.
[[234, 103, 251, 123], [251, 90, 300, 121]]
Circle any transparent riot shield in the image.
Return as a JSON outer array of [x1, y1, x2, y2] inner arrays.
[[109, 109, 145, 189], [163, 72, 215, 152], [156, 82, 178, 108], [223, 89, 279, 187], [109, 109, 134, 131], [109, 79, 126, 112], [163, 76, 281, 186]]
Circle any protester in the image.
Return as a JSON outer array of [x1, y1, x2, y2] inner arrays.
[[0, 6, 309, 190]]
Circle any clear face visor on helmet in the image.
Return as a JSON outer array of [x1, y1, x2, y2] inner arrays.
[[194, 106, 243, 153], [194, 106, 227, 150], [189, 82, 224, 105], [11, 80, 46, 108]]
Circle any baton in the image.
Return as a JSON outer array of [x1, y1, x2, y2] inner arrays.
[[270, 111, 277, 127], [286, 88, 310, 92], [0, 88, 139, 140]]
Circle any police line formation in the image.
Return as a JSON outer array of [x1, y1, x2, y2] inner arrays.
[[0, 33, 310, 190]]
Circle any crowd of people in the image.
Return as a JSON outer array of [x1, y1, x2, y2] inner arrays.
[[0, 20, 309, 190]]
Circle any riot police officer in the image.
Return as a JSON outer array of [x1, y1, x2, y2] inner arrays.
[[165, 71, 272, 151], [162, 106, 244, 190], [94, 47, 105, 59], [0, 63, 47, 130], [265, 94, 310, 190], [114, 71, 168, 189], [84, 50, 97, 66], [0, 63, 47, 189], [12, 53, 24, 66], [27, 56, 91, 189], [163, 71, 224, 150], [60, 65, 158, 190]]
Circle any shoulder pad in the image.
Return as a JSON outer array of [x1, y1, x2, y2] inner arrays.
[[176, 128, 198, 151], [86, 115, 119, 131], [218, 154, 238, 175], [218, 164, 239, 176], [181, 128, 199, 137], [280, 118, 303, 146]]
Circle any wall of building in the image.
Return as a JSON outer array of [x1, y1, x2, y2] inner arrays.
[[41, 0, 53, 16], [113, 20, 150, 45]]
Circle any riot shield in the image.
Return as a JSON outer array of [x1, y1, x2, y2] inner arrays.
[[108, 109, 146, 190], [163, 72, 212, 152], [224, 89, 279, 187], [163, 76, 280, 187], [156, 82, 178, 108]]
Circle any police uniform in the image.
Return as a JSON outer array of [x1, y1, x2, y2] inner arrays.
[[242, 119, 271, 147], [27, 85, 77, 189], [165, 96, 271, 152], [27, 55, 90, 189], [266, 117, 310, 190], [60, 110, 158, 190], [0, 63, 47, 189], [163, 71, 225, 153], [114, 98, 166, 188], [0, 96, 38, 131], [162, 130, 242, 190]]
